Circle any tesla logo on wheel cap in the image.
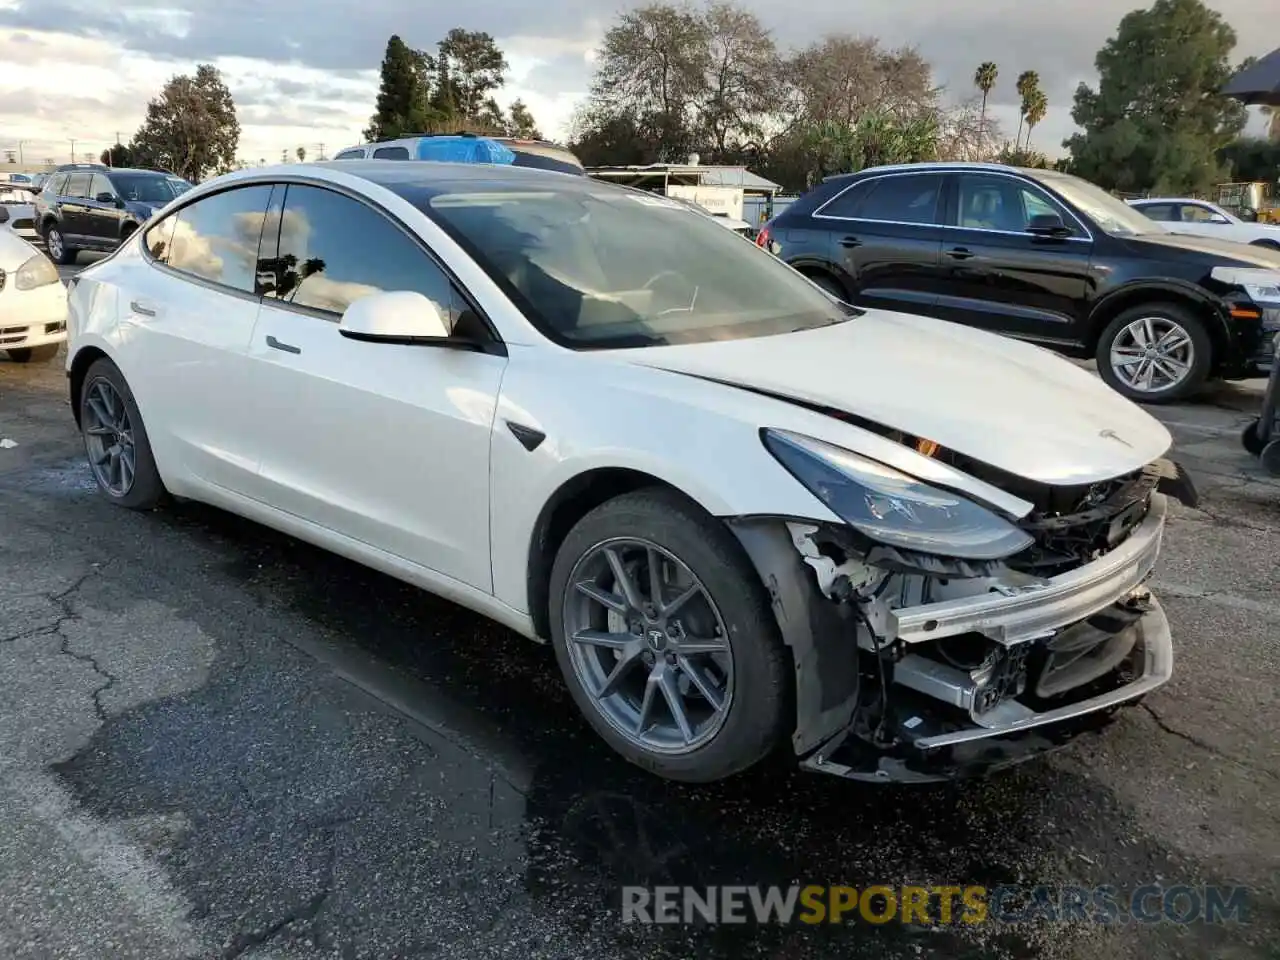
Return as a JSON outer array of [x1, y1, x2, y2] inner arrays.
[[647, 630, 667, 650], [1099, 428, 1133, 448]]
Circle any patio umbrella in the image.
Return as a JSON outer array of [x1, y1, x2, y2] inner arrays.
[[1221, 47, 1280, 106]]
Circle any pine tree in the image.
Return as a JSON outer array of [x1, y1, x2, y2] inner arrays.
[[365, 35, 428, 141]]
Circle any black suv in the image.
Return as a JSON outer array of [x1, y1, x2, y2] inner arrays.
[[35, 164, 193, 266], [761, 162, 1280, 402]]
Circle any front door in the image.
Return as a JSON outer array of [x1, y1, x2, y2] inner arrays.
[[932, 172, 1095, 346], [84, 173, 125, 248], [58, 172, 93, 242], [244, 183, 506, 592], [817, 171, 947, 314]]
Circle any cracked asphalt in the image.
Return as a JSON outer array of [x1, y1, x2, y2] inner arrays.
[[2, 316, 1279, 959]]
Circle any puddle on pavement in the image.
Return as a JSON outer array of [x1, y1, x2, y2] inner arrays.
[[49, 500, 1261, 959]]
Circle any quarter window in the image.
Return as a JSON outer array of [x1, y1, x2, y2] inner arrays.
[[852, 175, 945, 225], [372, 146, 410, 159], [817, 180, 876, 219], [265, 184, 466, 330], [1181, 204, 1222, 223], [165, 185, 274, 294], [334, 149, 365, 160]]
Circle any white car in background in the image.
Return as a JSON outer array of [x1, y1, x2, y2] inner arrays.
[[0, 184, 40, 242], [1127, 197, 1280, 249], [0, 230, 67, 363], [64, 160, 1192, 784]]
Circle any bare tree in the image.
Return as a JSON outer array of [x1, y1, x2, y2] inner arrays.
[[698, 2, 780, 155]]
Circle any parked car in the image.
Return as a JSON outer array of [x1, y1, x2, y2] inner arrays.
[[759, 162, 1280, 402], [1126, 197, 1280, 249], [0, 184, 39, 241], [64, 159, 1195, 784], [35, 164, 194, 265], [0, 231, 67, 363], [332, 133, 586, 175]]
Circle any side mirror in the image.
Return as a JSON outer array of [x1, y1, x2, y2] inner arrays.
[[1026, 212, 1073, 238], [338, 291, 451, 344], [0, 207, 9, 224], [95, 191, 116, 204]]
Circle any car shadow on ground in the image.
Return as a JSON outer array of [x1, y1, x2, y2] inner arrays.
[[45, 493, 1271, 959]]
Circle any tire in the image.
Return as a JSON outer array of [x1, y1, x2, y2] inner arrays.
[[44, 223, 77, 265], [7, 344, 59, 363], [548, 488, 789, 782], [79, 357, 168, 510], [1095, 302, 1211, 404], [807, 272, 847, 301]]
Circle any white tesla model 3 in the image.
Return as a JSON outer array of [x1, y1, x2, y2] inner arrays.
[[65, 161, 1193, 784]]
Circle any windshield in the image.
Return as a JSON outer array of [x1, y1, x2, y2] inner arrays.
[[1040, 173, 1158, 237], [111, 174, 185, 204], [422, 183, 852, 348]]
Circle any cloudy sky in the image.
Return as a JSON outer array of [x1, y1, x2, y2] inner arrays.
[[0, 0, 1272, 168]]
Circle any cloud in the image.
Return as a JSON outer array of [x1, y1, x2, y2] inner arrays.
[[0, 0, 1274, 165]]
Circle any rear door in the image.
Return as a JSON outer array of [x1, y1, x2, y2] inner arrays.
[[932, 171, 1095, 346], [813, 171, 947, 313], [124, 183, 276, 493], [244, 182, 507, 591], [59, 172, 93, 241]]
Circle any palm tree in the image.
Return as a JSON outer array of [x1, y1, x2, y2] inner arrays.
[[1015, 70, 1040, 150], [973, 62, 999, 143], [296, 145, 307, 162], [1023, 90, 1049, 152]]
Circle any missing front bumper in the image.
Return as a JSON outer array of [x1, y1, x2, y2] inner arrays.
[[801, 597, 1173, 783]]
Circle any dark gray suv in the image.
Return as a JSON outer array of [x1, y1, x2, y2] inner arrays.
[[34, 164, 193, 265]]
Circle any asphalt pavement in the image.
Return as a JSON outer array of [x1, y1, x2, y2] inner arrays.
[[2, 264, 1279, 960]]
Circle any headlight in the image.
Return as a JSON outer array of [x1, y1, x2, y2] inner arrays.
[[762, 429, 1034, 560], [14, 253, 59, 290], [1210, 266, 1280, 304]]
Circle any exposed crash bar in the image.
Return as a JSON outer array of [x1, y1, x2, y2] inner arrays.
[[911, 598, 1173, 748], [888, 494, 1167, 645]]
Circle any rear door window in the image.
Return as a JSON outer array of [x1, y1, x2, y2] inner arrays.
[[64, 173, 91, 199], [855, 174, 946, 225], [372, 146, 410, 159]]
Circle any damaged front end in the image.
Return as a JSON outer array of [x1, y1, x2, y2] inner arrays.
[[729, 432, 1196, 784]]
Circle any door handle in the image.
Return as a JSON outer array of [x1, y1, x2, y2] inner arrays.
[[130, 300, 156, 317], [265, 335, 301, 355], [945, 247, 975, 260], [839, 236, 862, 248]]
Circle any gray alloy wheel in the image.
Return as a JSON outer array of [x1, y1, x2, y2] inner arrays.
[[561, 537, 735, 754], [45, 224, 75, 264], [82, 377, 138, 498], [1108, 315, 1196, 395]]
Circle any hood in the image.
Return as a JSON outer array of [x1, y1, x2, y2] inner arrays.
[[0, 228, 40, 268], [124, 199, 159, 220], [620, 310, 1172, 486], [1123, 230, 1280, 268]]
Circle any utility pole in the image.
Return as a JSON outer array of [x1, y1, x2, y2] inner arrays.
[[69, 138, 76, 163], [17, 140, 24, 165]]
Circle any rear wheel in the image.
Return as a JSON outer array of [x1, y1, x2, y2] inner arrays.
[[79, 358, 167, 509], [1095, 302, 1211, 403], [6, 344, 59, 363], [548, 488, 789, 782], [44, 223, 77, 265]]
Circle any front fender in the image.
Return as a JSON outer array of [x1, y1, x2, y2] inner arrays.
[[1088, 279, 1234, 354]]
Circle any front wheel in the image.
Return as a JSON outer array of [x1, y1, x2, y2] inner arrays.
[[1250, 239, 1280, 250], [7, 344, 59, 363], [1095, 303, 1211, 403], [548, 488, 789, 782], [79, 357, 168, 509]]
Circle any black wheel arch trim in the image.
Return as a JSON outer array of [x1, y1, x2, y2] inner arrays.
[[725, 516, 860, 757], [1086, 279, 1237, 365]]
